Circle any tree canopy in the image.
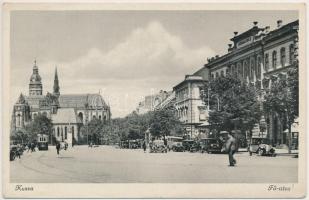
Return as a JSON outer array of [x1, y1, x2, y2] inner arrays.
[[201, 75, 261, 133]]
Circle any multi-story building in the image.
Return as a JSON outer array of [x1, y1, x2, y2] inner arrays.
[[12, 61, 111, 145], [193, 19, 299, 146], [173, 75, 208, 138], [135, 90, 171, 114]]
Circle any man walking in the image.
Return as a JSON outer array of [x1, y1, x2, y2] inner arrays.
[[223, 132, 238, 167], [56, 141, 61, 156]]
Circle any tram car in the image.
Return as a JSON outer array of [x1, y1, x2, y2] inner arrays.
[[37, 134, 49, 151]]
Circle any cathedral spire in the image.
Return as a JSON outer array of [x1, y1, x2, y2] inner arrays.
[[29, 60, 42, 96], [53, 66, 60, 97]]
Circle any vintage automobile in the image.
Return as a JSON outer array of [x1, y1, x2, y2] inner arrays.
[[10, 144, 23, 161], [150, 140, 167, 153], [182, 140, 195, 151], [172, 142, 185, 152], [248, 137, 276, 156], [166, 136, 183, 151], [189, 141, 201, 153], [203, 138, 223, 154]]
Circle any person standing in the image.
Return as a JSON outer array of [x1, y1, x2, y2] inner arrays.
[[223, 132, 238, 167], [56, 141, 61, 156], [142, 140, 147, 153]]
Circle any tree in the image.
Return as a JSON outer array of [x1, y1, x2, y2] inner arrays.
[[201, 75, 261, 135], [263, 67, 299, 152], [149, 108, 183, 138], [24, 113, 53, 142], [88, 118, 104, 144]]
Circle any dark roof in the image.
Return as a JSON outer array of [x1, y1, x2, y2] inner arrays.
[[59, 94, 107, 109]]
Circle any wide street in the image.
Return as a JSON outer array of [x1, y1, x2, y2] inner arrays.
[[10, 145, 298, 183]]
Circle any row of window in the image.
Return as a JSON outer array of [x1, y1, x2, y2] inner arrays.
[[265, 44, 294, 71], [55, 126, 74, 140], [211, 44, 295, 79]]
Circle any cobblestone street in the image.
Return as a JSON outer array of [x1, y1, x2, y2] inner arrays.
[[10, 146, 298, 183]]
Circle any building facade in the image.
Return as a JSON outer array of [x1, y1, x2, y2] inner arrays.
[[173, 75, 208, 138], [12, 61, 111, 145], [193, 19, 299, 146]]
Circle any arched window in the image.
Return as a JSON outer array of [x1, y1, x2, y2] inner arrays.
[[17, 114, 21, 126], [57, 127, 60, 137], [93, 115, 96, 119], [280, 47, 286, 67], [226, 68, 229, 75], [289, 44, 294, 64], [250, 58, 255, 81], [215, 72, 219, 78], [103, 115, 107, 122], [99, 115, 101, 120], [256, 56, 262, 79], [243, 60, 248, 79], [272, 51, 277, 69], [237, 63, 242, 78], [220, 70, 224, 77], [33, 113, 37, 119], [78, 112, 83, 123], [211, 74, 214, 79], [65, 126, 67, 139], [264, 53, 269, 72]]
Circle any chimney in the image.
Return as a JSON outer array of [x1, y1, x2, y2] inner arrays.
[[215, 55, 219, 59], [277, 20, 283, 28], [228, 44, 233, 52], [234, 31, 238, 36], [265, 26, 270, 34], [253, 21, 258, 27]]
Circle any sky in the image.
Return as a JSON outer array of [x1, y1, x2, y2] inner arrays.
[[10, 10, 298, 118]]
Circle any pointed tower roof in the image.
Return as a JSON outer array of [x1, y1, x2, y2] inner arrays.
[[53, 66, 60, 97], [16, 93, 27, 104]]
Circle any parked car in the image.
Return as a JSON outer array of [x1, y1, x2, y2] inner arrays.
[[150, 140, 167, 153], [10, 145, 23, 161], [166, 136, 183, 151], [203, 138, 223, 154], [172, 142, 184, 152], [248, 137, 276, 156], [182, 140, 194, 151], [189, 141, 201, 153]]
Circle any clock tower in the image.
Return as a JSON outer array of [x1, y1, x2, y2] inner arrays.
[[29, 60, 43, 96]]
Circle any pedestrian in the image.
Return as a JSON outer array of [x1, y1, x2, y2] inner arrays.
[[31, 142, 35, 152], [64, 141, 68, 150], [222, 131, 238, 167], [163, 136, 167, 151], [27, 143, 31, 153], [56, 141, 61, 155], [143, 140, 147, 153]]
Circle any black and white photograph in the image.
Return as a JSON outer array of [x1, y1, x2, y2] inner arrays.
[[2, 2, 306, 198]]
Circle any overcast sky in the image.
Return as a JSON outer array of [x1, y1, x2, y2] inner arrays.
[[10, 10, 298, 118]]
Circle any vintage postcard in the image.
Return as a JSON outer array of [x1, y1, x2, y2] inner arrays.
[[2, 2, 306, 198]]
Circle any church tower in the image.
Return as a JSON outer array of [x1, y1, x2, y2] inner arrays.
[[53, 67, 60, 97], [29, 60, 43, 96]]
